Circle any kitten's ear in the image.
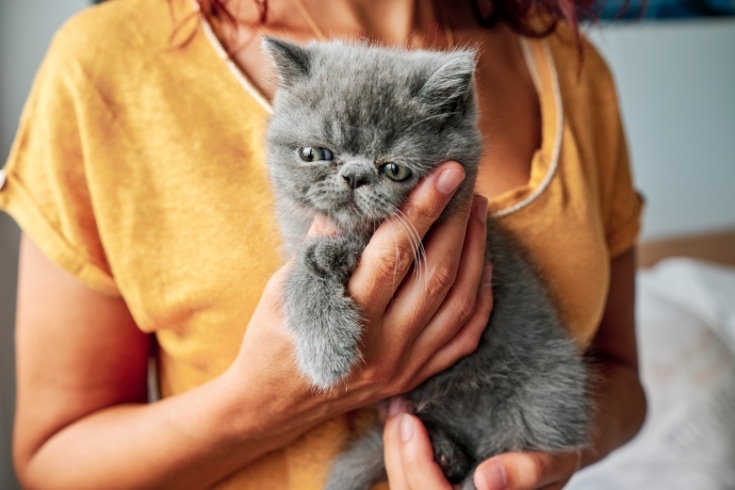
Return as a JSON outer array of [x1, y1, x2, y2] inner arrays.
[[262, 37, 312, 86], [418, 51, 476, 113]]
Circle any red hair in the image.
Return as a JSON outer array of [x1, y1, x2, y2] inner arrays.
[[194, 0, 599, 37], [473, 0, 597, 37], [197, 0, 269, 25]]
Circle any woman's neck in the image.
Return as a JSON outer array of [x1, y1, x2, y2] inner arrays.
[[223, 0, 439, 47], [310, 0, 423, 44]]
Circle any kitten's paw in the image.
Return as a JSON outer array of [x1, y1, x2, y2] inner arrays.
[[296, 314, 362, 391], [304, 236, 360, 282], [285, 236, 365, 389], [285, 260, 364, 390]]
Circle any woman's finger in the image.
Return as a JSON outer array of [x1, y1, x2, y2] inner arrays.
[[385, 190, 480, 349], [349, 161, 466, 315], [363, 192, 477, 371], [411, 261, 492, 385], [403, 195, 489, 361], [474, 451, 581, 490], [385, 405, 453, 490], [384, 402, 411, 490]]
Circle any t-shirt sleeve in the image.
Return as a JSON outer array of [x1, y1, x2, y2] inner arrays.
[[605, 131, 645, 259], [582, 38, 645, 259], [0, 24, 119, 296]]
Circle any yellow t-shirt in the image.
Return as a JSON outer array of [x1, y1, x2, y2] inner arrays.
[[0, 0, 642, 488]]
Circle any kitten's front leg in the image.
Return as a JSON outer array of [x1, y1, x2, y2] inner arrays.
[[284, 235, 363, 390]]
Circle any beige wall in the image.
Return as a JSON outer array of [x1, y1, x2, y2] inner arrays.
[[0, 1, 88, 487], [588, 19, 735, 240]]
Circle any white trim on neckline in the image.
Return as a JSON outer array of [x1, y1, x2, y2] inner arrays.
[[197, 11, 562, 218], [198, 8, 273, 114], [492, 38, 563, 219]]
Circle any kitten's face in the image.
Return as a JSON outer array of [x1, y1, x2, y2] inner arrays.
[[281, 144, 421, 232], [264, 39, 481, 237]]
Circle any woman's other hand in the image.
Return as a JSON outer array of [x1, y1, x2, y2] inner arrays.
[[384, 398, 454, 490], [382, 248, 646, 490], [473, 451, 581, 490], [384, 400, 580, 490]]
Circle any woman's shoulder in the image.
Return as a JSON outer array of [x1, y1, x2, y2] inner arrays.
[[543, 24, 625, 137], [45, 0, 190, 75], [543, 23, 618, 99]]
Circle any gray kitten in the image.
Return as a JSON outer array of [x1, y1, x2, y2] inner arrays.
[[263, 38, 590, 490]]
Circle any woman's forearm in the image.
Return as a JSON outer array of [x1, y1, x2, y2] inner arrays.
[[581, 358, 647, 469], [19, 369, 314, 490], [14, 236, 319, 490], [582, 247, 646, 467]]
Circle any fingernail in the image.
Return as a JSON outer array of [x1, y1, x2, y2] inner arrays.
[[436, 165, 465, 195], [400, 414, 414, 442], [473, 195, 488, 223], [476, 462, 507, 490], [388, 397, 408, 418]]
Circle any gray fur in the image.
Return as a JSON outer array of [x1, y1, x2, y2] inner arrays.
[[263, 38, 590, 489]]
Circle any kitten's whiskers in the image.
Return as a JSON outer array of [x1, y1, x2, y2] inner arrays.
[[393, 209, 429, 287]]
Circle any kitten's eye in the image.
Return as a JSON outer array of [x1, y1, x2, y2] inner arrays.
[[298, 146, 333, 162], [380, 162, 412, 182]]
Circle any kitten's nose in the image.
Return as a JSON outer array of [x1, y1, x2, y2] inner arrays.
[[339, 164, 374, 189], [342, 173, 369, 189]]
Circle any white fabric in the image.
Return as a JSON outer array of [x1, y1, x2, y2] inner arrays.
[[568, 258, 735, 489]]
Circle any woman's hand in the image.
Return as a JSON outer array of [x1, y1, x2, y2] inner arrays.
[[473, 451, 581, 490], [229, 160, 493, 437], [384, 404, 580, 490], [384, 399, 455, 490], [382, 248, 646, 490], [12, 160, 491, 490], [345, 162, 493, 397]]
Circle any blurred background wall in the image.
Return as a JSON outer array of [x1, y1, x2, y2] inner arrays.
[[588, 20, 735, 240], [0, 1, 734, 487], [1, 2, 89, 488]]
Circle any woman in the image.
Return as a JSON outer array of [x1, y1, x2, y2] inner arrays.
[[2, 0, 646, 488]]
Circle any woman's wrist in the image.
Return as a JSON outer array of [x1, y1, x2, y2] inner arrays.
[[213, 361, 306, 448]]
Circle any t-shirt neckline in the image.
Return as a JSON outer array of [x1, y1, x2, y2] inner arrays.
[[489, 37, 563, 219], [196, 11, 562, 219]]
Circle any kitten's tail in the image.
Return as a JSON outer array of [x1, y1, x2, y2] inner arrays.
[[324, 426, 386, 490]]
